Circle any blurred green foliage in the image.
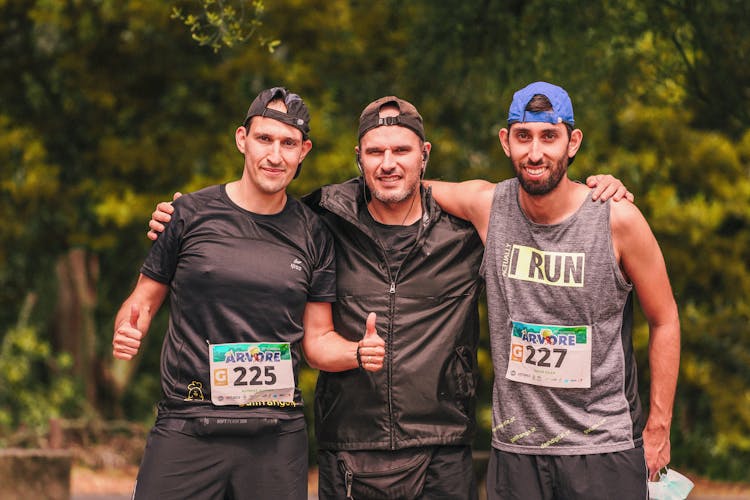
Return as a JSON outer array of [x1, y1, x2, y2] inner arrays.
[[0, 294, 84, 445], [170, 0, 279, 53], [1, 0, 748, 481]]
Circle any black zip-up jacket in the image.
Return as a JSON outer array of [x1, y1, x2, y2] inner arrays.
[[303, 178, 484, 450]]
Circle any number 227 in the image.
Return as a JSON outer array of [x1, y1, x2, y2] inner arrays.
[[525, 346, 567, 368]]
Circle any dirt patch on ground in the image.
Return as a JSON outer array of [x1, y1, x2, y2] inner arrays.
[[69, 463, 750, 499], [71, 464, 138, 496], [71, 465, 321, 498], [688, 475, 750, 498]]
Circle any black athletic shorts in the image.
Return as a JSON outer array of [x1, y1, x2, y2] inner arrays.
[[317, 445, 478, 500], [133, 416, 308, 500], [485, 446, 648, 500]]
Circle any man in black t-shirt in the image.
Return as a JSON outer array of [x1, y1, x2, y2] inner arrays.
[[112, 87, 384, 500]]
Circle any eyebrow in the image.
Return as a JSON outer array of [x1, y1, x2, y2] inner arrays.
[[253, 130, 301, 142], [513, 126, 559, 134], [364, 144, 413, 152]]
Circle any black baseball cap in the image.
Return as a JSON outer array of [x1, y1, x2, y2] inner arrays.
[[357, 96, 425, 141], [243, 87, 310, 139]]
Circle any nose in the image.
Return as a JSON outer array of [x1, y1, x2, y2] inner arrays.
[[267, 141, 282, 165], [528, 138, 543, 164], [382, 149, 396, 169]]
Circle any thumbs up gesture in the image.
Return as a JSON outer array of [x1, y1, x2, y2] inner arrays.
[[358, 312, 386, 372], [113, 304, 144, 361]]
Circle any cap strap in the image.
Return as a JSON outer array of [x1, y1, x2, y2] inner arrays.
[[259, 108, 308, 131], [379, 116, 402, 126]]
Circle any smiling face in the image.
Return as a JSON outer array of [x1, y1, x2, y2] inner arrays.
[[357, 106, 428, 209], [500, 121, 582, 196], [235, 100, 312, 197]]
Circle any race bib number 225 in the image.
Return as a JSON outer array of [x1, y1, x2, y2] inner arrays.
[[209, 342, 294, 405]]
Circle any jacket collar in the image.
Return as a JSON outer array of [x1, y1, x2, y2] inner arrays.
[[318, 177, 438, 231]]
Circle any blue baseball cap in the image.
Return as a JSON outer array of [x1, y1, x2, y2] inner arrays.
[[507, 82, 575, 126]]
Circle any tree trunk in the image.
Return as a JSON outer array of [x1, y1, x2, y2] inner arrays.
[[53, 248, 99, 407]]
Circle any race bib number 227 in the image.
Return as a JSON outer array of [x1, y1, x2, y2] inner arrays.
[[506, 320, 591, 388]]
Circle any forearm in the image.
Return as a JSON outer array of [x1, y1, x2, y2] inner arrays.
[[112, 275, 168, 360], [646, 320, 681, 431], [302, 304, 384, 372], [303, 330, 359, 372], [641, 319, 680, 477], [114, 298, 155, 335]]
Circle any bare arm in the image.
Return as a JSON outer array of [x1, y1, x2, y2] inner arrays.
[[611, 202, 680, 479], [425, 174, 631, 244], [301, 302, 385, 372], [422, 179, 495, 243], [112, 274, 169, 360]]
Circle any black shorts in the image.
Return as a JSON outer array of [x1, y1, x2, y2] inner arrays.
[[133, 416, 308, 500], [317, 445, 478, 500], [485, 446, 648, 500]]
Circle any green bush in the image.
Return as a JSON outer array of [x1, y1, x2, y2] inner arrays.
[[0, 295, 84, 446]]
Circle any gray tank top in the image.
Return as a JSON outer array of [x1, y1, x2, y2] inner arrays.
[[481, 179, 640, 455]]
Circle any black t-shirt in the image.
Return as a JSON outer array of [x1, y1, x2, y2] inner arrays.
[[141, 184, 336, 418], [359, 207, 419, 278]]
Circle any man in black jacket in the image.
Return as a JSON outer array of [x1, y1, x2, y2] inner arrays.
[[305, 97, 485, 498]]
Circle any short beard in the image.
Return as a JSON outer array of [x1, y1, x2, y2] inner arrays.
[[515, 158, 568, 195], [371, 181, 419, 205]]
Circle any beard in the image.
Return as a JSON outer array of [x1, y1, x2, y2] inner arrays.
[[514, 157, 568, 195], [369, 177, 420, 205]]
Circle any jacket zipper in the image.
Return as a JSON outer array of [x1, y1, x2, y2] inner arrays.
[[385, 272, 399, 449], [383, 216, 427, 449], [345, 470, 353, 499]]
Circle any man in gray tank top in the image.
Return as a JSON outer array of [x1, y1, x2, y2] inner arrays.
[[426, 82, 680, 499]]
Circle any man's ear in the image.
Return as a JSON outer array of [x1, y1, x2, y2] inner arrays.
[[299, 138, 313, 162], [567, 128, 583, 158], [498, 128, 511, 157], [235, 126, 248, 154]]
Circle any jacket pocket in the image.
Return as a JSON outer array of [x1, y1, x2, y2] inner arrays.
[[439, 346, 478, 414], [454, 346, 477, 399], [337, 449, 432, 500]]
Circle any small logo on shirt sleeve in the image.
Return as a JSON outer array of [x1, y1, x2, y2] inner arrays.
[[290, 258, 303, 272]]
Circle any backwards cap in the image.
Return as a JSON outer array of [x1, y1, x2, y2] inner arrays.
[[358, 96, 425, 141], [244, 87, 310, 139], [507, 81, 575, 127]]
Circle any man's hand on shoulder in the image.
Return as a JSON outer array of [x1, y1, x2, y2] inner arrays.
[[147, 191, 182, 241], [586, 174, 634, 203]]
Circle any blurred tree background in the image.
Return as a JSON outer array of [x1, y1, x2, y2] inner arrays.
[[1, 0, 748, 482]]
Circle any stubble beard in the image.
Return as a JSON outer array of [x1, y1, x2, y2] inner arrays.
[[370, 178, 419, 205]]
